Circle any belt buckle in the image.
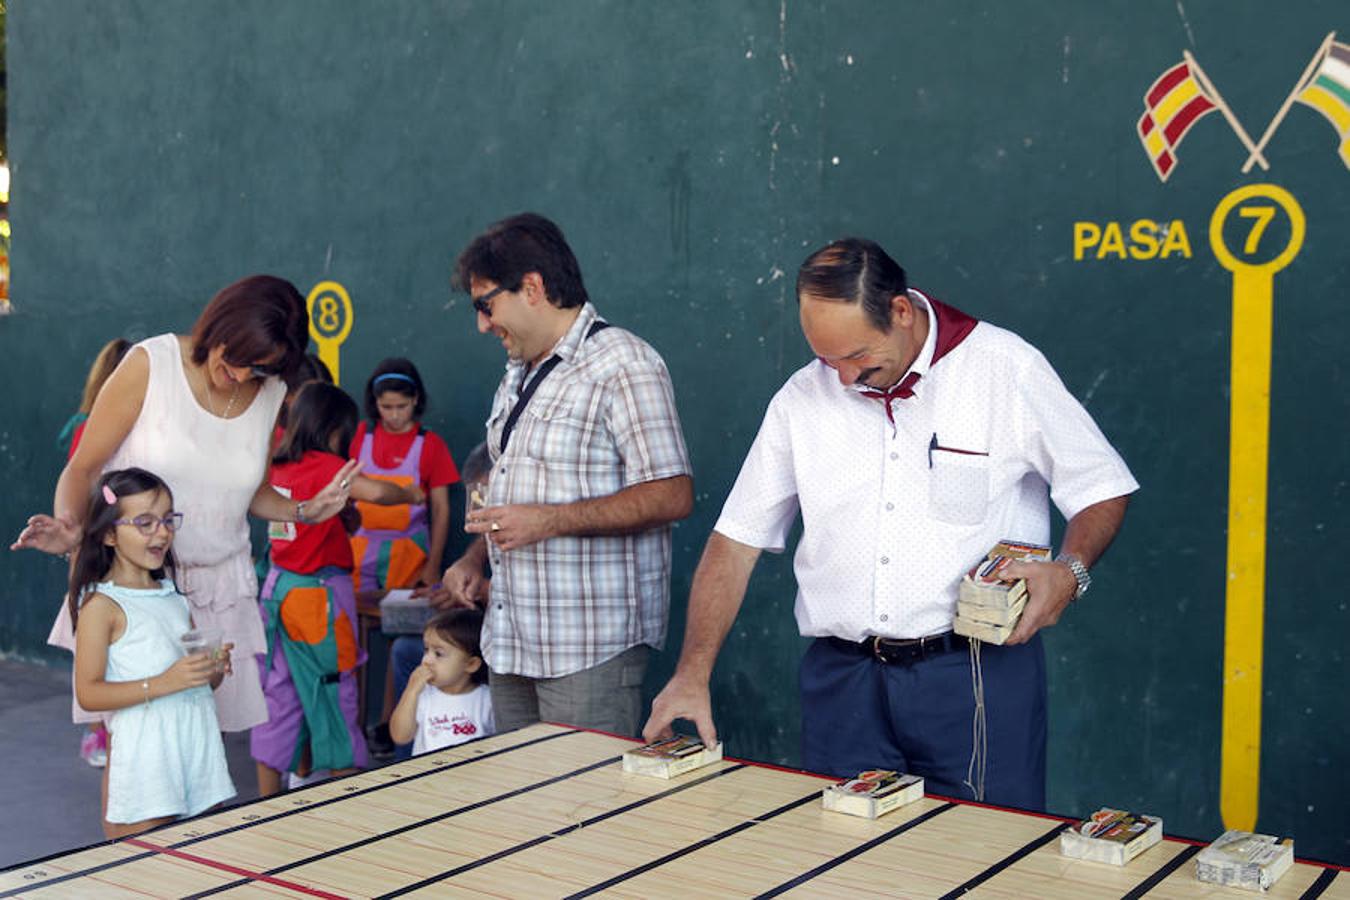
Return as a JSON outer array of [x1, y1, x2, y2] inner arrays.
[[872, 634, 945, 666], [873, 636, 918, 666], [870, 636, 887, 663]]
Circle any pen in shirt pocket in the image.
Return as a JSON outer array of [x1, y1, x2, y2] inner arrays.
[[928, 433, 990, 469]]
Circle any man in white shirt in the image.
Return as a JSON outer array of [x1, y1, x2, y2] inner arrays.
[[643, 237, 1137, 809]]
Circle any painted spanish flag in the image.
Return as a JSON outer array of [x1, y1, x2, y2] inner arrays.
[[1295, 40, 1350, 169], [1137, 60, 1219, 181]]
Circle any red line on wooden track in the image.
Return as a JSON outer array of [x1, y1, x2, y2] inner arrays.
[[122, 838, 349, 899]]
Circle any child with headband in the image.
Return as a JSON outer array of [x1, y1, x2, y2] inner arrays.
[[349, 358, 460, 593]]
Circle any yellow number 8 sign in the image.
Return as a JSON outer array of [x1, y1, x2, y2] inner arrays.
[[306, 281, 354, 385]]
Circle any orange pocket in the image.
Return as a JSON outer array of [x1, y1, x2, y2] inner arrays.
[[355, 474, 414, 531], [334, 611, 358, 672], [384, 538, 429, 589], [348, 536, 370, 591], [280, 587, 330, 645]]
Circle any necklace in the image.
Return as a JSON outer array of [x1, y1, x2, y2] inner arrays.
[[205, 370, 241, 419]]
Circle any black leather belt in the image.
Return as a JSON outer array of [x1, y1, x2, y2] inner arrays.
[[827, 631, 970, 666]]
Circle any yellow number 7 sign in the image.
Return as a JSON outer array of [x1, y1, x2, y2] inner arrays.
[[1208, 184, 1305, 833]]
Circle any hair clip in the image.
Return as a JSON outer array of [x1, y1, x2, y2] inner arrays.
[[102, 484, 118, 505]]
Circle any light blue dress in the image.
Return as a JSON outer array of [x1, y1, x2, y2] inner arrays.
[[97, 580, 236, 823]]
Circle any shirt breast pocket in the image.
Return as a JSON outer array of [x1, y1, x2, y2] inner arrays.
[[927, 443, 991, 526], [520, 395, 582, 459]]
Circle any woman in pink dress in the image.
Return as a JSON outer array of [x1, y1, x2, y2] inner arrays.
[[13, 275, 358, 736]]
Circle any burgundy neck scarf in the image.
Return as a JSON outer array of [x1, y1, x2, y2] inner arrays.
[[858, 293, 978, 430]]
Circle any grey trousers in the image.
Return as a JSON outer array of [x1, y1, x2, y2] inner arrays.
[[489, 644, 650, 738]]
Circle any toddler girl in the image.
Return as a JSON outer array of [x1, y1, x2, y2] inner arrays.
[[70, 467, 235, 837], [390, 607, 494, 754]]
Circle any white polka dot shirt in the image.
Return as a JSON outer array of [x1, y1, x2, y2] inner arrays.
[[714, 291, 1139, 641]]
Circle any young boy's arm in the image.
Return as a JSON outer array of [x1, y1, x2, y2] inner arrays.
[[389, 664, 433, 745]]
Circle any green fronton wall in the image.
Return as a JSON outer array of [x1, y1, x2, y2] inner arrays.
[[2, 1, 1346, 864]]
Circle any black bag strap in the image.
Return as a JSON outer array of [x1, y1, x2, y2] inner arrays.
[[499, 320, 609, 453]]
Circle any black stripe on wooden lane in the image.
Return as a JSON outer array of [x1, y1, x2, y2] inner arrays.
[[1300, 868, 1340, 899], [1117, 847, 1204, 900], [374, 762, 751, 899], [170, 727, 579, 850], [1119, 844, 1201, 899], [180, 752, 627, 899], [934, 822, 1065, 899], [0, 850, 160, 900], [0, 728, 577, 898], [753, 802, 958, 899], [564, 790, 821, 898]]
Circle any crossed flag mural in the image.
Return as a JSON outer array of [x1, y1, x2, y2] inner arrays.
[[1139, 31, 1350, 181]]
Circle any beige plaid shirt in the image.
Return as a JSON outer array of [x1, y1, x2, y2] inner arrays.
[[482, 302, 692, 678]]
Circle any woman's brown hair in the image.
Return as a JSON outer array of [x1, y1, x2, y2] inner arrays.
[[190, 275, 309, 379]]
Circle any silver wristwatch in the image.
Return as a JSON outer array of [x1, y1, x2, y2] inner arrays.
[[1056, 552, 1091, 601]]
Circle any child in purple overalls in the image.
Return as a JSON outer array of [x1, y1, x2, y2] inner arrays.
[[349, 358, 460, 756], [349, 358, 458, 593]]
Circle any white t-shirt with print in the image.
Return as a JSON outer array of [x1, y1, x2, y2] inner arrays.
[[412, 683, 495, 754]]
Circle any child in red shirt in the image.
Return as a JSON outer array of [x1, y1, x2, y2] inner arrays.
[[348, 358, 459, 592], [251, 382, 423, 797]]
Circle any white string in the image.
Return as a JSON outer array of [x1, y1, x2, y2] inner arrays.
[[964, 637, 988, 802]]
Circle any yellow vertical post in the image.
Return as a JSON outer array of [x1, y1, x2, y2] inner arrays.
[[1208, 184, 1304, 833], [306, 281, 355, 386]]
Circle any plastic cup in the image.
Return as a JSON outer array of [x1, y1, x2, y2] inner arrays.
[[180, 627, 224, 671]]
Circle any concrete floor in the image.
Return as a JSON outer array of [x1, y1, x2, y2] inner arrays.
[[0, 656, 260, 870]]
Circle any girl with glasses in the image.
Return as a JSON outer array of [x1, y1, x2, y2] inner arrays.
[[68, 467, 235, 838]]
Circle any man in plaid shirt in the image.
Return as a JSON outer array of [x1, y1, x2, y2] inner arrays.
[[442, 213, 694, 737]]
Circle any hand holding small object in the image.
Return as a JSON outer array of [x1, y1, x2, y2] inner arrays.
[[301, 459, 363, 523], [999, 558, 1077, 644], [464, 503, 557, 551], [163, 652, 217, 692]]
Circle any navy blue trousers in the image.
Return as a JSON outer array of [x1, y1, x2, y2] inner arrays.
[[799, 634, 1047, 811]]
